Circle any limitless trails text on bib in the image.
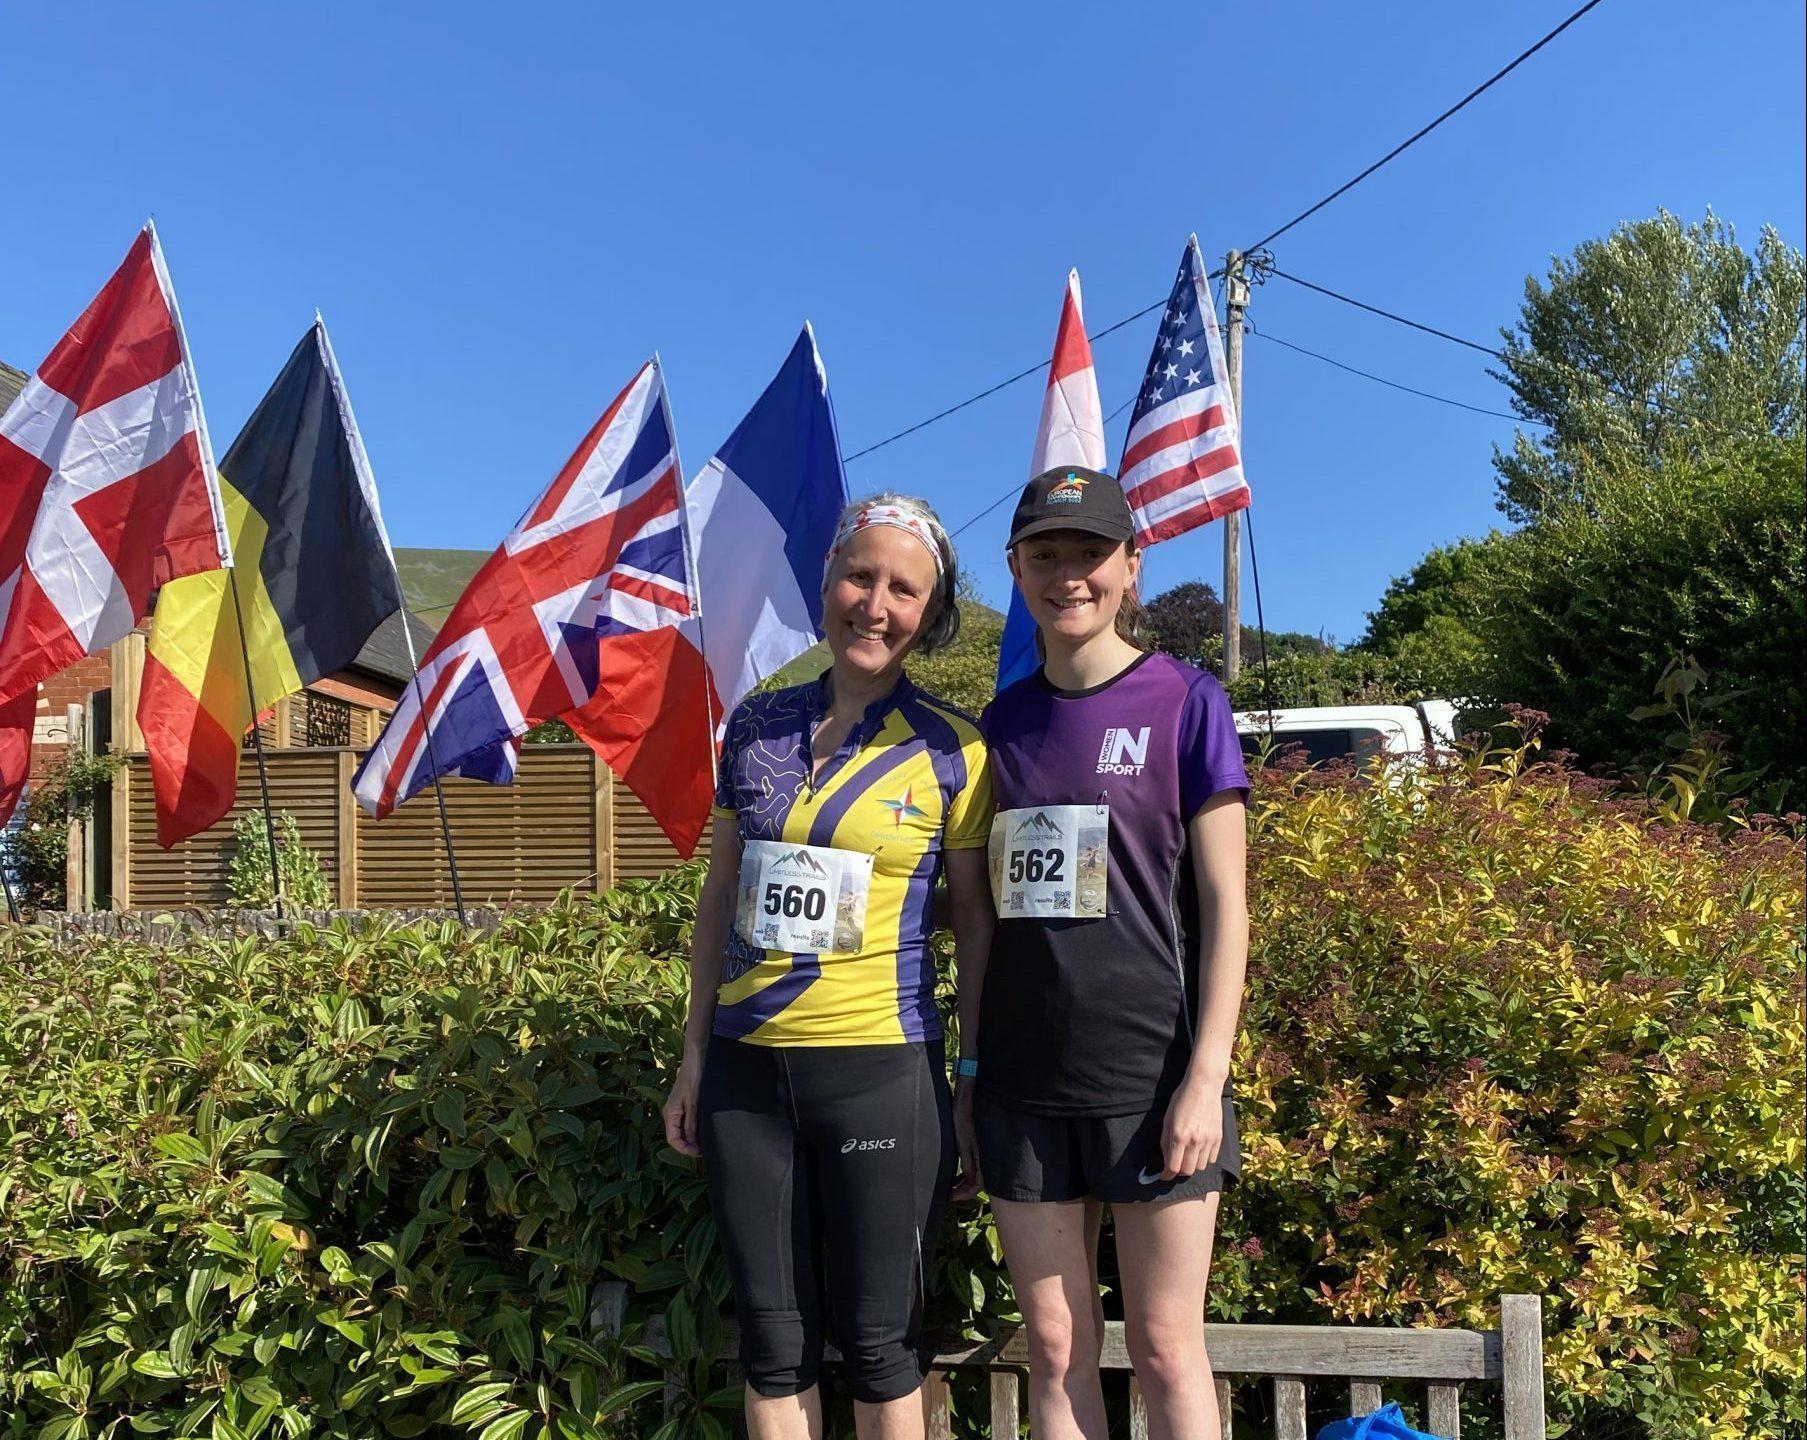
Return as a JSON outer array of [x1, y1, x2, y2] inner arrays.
[[736, 839, 874, 955], [988, 804, 1109, 918]]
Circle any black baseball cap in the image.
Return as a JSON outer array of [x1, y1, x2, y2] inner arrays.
[[1007, 466, 1134, 548]]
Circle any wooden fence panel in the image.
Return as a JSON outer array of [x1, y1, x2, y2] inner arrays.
[[356, 746, 599, 908], [126, 749, 341, 908], [118, 743, 715, 910]]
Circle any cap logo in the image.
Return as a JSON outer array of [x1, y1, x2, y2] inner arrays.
[[1047, 473, 1089, 505]]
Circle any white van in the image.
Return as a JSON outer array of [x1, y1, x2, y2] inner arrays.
[[1232, 700, 1460, 768]]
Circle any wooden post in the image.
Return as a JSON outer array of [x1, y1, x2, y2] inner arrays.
[[1273, 1376, 1308, 1440], [1500, 1294, 1544, 1440], [1351, 1380, 1383, 1415], [336, 748, 359, 909], [1215, 1377, 1234, 1438], [988, 1369, 1020, 1437], [110, 761, 131, 912], [1427, 1381, 1462, 1437], [109, 633, 145, 753], [64, 704, 87, 913], [592, 752, 614, 893], [1221, 249, 1249, 683], [1129, 1374, 1148, 1440], [922, 1371, 951, 1440]]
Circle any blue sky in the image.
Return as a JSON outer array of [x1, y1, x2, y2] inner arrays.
[[4, 2, 1802, 642]]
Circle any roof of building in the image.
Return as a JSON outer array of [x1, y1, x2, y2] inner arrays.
[[0, 361, 27, 416], [347, 609, 439, 686]]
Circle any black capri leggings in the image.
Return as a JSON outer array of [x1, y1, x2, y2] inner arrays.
[[697, 1035, 954, 1404]]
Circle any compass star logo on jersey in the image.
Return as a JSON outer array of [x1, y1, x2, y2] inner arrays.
[[1096, 726, 1149, 776], [877, 784, 929, 829]]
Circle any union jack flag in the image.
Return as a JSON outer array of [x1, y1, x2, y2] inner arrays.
[[1119, 236, 1249, 546], [353, 359, 696, 818]]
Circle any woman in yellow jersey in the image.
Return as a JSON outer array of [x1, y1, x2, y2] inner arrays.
[[662, 493, 994, 1440]]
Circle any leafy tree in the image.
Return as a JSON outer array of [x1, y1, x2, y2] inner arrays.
[[1144, 580, 1224, 664], [905, 596, 1003, 717], [227, 811, 333, 909], [1356, 536, 1505, 699], [1474, 434, 1805, 810], [1493, 210, 1805, 522]]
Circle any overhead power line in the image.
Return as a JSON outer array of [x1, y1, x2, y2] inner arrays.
[[837, 0, 1606, 465], [1249, 329, 1537, 424], [1266, 267, 1504, 357], [1242, 0, 1607, 253]]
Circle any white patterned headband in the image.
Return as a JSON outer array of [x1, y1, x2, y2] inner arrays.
[[825, 502, 945, 577]]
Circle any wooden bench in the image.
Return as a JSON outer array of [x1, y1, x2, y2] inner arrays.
[[593, 1285, 1544, 1438]]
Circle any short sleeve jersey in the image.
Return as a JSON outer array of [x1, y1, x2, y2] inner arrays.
[[711, 672, 993, 1047], [978, 651, 1249, 1116]]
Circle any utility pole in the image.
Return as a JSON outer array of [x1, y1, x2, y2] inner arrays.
[[1222, 249, 1250, 682]]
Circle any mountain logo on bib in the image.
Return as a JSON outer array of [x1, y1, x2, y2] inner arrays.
[[769, 848, 828, 877], [1011, 810, 1064, 841]]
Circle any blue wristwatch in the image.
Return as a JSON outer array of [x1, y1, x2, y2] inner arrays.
[[953, 1056, 979, 1079]]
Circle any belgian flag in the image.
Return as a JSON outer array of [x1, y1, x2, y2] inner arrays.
[[140, 320, 403, 847]]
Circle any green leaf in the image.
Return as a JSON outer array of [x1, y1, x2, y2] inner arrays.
[[597, 1380, 666, 1418], [475, 1412, 532, 1440], [447, 1382, 514, 1425]]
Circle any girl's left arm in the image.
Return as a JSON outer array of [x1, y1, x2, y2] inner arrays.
[[943, 846, 995, 1199], [1158, 789, 1249, 1179]]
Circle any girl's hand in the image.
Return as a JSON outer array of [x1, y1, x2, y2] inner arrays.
[[950, 1084, 984, 1200], [662, 1063, 703, 1158], [1160, 1072, 1224, 1180]]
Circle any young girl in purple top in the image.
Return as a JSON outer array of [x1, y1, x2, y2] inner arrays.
[[971, 465, 1251, 1440]]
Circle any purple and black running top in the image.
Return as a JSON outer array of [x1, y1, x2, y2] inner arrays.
[[979, 651, 1249, 1117]]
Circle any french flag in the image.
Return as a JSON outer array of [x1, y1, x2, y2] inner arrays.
[[996, 270, 1107, 690], [564, 326, 847, 858]]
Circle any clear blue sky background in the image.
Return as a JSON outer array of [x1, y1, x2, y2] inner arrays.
[[4, 2, 1802, 641]]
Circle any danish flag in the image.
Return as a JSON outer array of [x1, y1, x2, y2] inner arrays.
[[0, 223, 229, 708], [353, 358, 698, 819]]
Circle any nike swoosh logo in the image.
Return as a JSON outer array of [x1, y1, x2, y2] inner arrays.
[[1137, 1167, 1165, 1186]]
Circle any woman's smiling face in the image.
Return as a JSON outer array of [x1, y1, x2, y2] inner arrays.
[[823, 525, 939, 681], [1009, 529, 1140, 648]]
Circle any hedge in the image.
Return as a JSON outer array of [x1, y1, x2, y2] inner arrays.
[[2, 725, 1801, 1439]]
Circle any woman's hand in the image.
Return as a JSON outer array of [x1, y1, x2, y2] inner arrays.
[[1159, 1071, 1224, 1181], [662, 1063, 703, 1158], [950, 1083, 983, 1200]]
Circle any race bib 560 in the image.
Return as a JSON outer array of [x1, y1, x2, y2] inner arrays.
[[735, 839, 874, 954]]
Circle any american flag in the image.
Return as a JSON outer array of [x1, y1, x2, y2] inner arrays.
[[1119, 236, 1249, 546], [353, 358, 696, 818]]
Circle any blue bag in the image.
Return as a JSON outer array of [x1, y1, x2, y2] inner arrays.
[[1315, 1400, 1450, 1440]]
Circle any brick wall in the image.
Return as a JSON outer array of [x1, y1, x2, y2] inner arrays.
[[28, 654, 111, 785]]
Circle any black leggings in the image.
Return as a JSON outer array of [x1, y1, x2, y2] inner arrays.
[[697, 1035, 953, 1404]]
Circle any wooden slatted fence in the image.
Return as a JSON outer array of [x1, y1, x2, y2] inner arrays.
[[111, 743, 704, 910]]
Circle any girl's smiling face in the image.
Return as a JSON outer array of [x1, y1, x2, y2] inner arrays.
[[1009, 530, 1140, 649], [823, 525, 939, 681]]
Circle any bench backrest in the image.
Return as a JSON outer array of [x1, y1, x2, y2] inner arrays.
[[592, 1286, 1545, 1439]]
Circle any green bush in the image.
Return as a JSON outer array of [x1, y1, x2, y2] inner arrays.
[[2, 732, 1801, 1439], [1471, 435, 1806, 814], [227, 811, 334, 910]]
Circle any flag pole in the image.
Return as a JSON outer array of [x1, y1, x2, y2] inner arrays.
[[224, 570, 286, 920], [654, 352, 717, 861], [315, 315, 468, 925], [1, 845, 20, 922]]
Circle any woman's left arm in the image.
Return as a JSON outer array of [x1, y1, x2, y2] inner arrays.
[[1158, 789, 1249, 1180]]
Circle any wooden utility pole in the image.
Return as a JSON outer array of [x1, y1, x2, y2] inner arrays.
[[1222, 250, 1250, 681]]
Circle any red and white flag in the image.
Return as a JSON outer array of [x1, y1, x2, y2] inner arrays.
[[1032, 269, 1108, 473], [0, 223, 229, 710], [997, 269, 1108, 688]]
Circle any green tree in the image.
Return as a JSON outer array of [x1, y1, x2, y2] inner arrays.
[[905, 596, 1003, 716], [1493, 210, 1805, 522], [1356, 536, 1505, 698], [1144, 580, 1224, 664], [1474, 434, 1805, 810]]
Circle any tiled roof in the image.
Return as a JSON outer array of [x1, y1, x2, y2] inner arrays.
[[0, 361, 26, 416], [347, 608, 439, 686]]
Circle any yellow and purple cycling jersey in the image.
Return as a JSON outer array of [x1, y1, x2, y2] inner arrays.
[[711, 672, 992, 1046]]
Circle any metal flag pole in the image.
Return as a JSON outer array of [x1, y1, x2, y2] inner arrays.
[[654, 352, 717, 859], [1, 843, 21, 922], [315, 316, 467, 924], [225, 569, 286, 920]]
